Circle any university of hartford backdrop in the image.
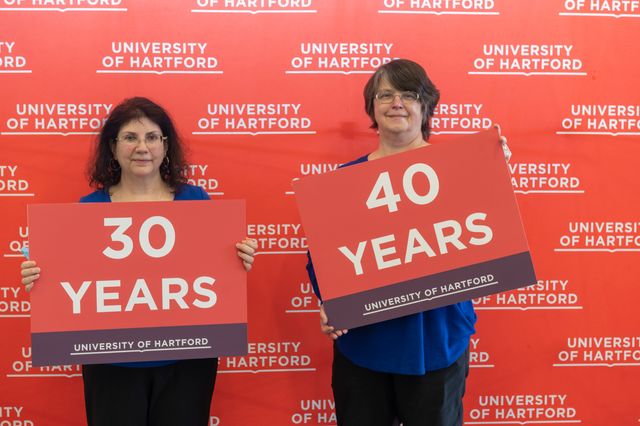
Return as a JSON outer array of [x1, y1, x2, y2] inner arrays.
[[1, 0, 639, 424]]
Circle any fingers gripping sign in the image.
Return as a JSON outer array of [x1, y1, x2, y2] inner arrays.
[[236, 238, 258, 272], [320, 305, 348, 340]]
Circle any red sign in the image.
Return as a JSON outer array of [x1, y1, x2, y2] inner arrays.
[[28, 200, 247, 366], [294, 129, 536, 329]]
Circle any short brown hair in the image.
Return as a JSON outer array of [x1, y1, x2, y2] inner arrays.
[[364, 59, 440, 140]]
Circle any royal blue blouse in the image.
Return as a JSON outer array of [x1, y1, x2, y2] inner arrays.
[[306, 155, 476, 375]]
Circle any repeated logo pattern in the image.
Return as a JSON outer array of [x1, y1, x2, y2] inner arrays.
[[1, 1, 638, 424]]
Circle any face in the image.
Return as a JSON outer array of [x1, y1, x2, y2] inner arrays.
[[112, 116, 167, 182], [373, 77, 424, 141]]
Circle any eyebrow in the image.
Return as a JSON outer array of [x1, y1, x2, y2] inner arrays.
[[119, 131, 162, 135]]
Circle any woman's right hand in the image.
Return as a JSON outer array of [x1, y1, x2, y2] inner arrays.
[[320, 305, 349, 340], [20, 260, 40, 292]]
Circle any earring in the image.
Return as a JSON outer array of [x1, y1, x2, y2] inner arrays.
[[161, 156, 171, 178], [109, 158, 120, 173]]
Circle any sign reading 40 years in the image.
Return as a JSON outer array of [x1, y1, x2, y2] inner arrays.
[[28, 200, 247, 366], [294, 129, 536, 329]]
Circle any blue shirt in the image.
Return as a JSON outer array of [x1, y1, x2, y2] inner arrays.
[[80, 183, 210, 368], [306, 154, 476, 375], [80, 183, 209, 203]]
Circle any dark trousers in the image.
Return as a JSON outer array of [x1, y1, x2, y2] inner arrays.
[[332, 346, 469, 426], [82, 358, 218, 426]]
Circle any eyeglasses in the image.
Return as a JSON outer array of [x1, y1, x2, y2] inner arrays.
[[115, 132, 167, 146], [375, 91, 420, 104]]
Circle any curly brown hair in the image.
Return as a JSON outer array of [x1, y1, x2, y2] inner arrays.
[[89, 97, 187, 190]]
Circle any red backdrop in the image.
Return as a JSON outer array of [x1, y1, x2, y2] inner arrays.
[[1, 1, 639, 424]]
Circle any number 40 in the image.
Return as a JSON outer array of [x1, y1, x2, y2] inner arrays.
[[366, 163, 440, 213]]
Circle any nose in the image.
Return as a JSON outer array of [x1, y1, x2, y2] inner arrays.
[[390, 94, 404, 108], [133, 138, 149, 151]]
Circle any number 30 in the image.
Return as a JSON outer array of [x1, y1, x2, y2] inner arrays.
[[103, 216, 176, 259]]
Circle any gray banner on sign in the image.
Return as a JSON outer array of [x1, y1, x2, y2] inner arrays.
[[32, 323, 247, 366], [323, 252, 535, 329]]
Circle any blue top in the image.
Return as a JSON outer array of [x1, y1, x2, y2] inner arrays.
[[80, 183, 209, 203], [80, 183, 210, 368], [306, 154, 476, 375]]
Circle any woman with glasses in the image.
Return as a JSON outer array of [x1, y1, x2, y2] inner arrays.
[[20, 96, 257, 426], [307, 59, 510, 426]]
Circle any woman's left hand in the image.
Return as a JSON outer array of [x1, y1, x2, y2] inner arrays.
[[494, 124, 512, 162], [236, 238, 258, 272]]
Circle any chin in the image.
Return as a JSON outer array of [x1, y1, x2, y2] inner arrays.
[[383, 127, 410, 135], [128, 168, 158, 178]]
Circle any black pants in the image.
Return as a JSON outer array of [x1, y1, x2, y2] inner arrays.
[[82, 358, 218, 426], [332, 346, 469, 426]]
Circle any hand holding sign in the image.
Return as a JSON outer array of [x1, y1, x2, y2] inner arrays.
[[28, 200, 248, 365], [236, 238, 258, 271], [20, 260, 40, 291], [295, 129, 535, 330], [22, 217, 257, 291], [319, 305, 348, 340]]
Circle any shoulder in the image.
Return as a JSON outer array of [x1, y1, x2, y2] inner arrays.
[[339, 154, 369, 169], [174, 183, 210, 201], [79, 189, 109, 203]]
